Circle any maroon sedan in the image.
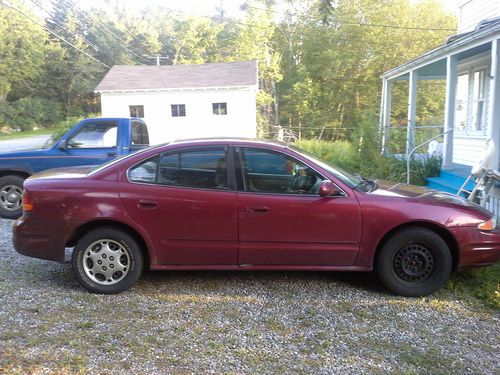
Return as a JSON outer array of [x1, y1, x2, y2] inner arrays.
[[12, 139, 500, 296]]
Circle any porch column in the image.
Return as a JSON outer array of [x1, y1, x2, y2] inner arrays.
[[443, 54, 458, 169], [406, 70, 418, 156], [380, 78, 392, 155], [488, 38, 500, 170]]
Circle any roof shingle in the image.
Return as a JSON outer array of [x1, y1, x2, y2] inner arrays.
[[95, 60, 258, 92]]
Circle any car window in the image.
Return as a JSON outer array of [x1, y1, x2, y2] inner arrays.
[[131, 121, 149, 146], [68, 122, 117, 148], [240, 148, 323, 195], [129, 148, 228, 190], [128, 157, 159, 183]]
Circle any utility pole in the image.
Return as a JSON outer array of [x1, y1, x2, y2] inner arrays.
[[143, 56, 169, 66]]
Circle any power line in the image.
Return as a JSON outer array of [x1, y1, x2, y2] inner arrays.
[[246, 4, 457, 32], [0, 0, 110, 68], [48, 0, 150, 64], [28, 0, 102, 53]]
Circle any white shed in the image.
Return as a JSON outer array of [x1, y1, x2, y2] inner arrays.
[[95, 60, 258, 144]]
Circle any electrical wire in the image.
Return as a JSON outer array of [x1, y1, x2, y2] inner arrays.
[[0, 0, 110, 68]]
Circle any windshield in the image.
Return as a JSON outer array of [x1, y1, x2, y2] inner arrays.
[[288, 144, 372, 191]]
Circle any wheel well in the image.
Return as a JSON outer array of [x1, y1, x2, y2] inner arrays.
[[0, 171, 30, 180], [66, 220, 150, 268], [373, 222, 459, 271]]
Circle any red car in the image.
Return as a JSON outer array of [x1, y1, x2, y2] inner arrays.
[[12, 139, 500, 296]]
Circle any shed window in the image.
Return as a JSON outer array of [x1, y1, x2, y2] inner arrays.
[[129, 105, 144, 118], [171, 104, 186, 117], [213, 102, 227, 115]]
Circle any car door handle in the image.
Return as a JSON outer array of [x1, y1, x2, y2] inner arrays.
[[138, 199, 158, 209], [245, 206, 270, 213], [107, 152, 117, 157]]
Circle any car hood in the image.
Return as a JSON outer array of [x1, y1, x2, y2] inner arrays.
[[29, 165, 93, 180], [371, 180, 488, 211]]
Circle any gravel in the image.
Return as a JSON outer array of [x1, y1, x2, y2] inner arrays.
[[0, 218, 499, 374]]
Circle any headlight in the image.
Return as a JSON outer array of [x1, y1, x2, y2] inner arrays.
[[477, 217, 497, 231]]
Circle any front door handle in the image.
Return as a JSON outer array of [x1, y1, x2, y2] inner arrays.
[[138, 199, 158, 209], [107, 152, 117, 157], [245, 206, 270, 213]]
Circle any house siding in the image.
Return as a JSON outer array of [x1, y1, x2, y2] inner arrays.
[[452, 136, 486, 166], [100, 88, 257, 144], [458, 0, 500, 33]]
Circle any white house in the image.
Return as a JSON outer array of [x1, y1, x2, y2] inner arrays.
[[95, 60, 258, 144], [379, 0, 500, 172]]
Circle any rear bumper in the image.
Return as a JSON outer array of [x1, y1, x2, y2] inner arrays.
[[12, 216, 68, 263], [450, 226, 500, 269]]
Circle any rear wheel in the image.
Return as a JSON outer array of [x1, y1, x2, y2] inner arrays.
[[376, 227, 452, 297], [0, 175, 25, 219], [72, 228, 144, 294]]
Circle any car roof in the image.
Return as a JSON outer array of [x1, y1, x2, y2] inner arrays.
[[169, 137, 289, 148]]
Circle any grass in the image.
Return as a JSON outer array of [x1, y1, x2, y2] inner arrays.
[[0, 128, 53, 140], [444, 263, 500, 310]]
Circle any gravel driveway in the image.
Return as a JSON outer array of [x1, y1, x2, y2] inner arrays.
[[0, 218, 498, 374]]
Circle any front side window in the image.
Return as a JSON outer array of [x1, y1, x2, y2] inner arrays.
[[213, 102, 227, 115], [239, 148, 322, 195], [171, 104, 186, 117], [129, 105, 144, 118], [68, 122, 117, 148]]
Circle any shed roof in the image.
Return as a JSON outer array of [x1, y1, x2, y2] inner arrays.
[[95, 60, 258, 92]]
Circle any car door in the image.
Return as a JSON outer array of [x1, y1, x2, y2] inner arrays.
[[236, 147, 362, 266], [120, 146, 238, 265], [49, 121, 121, 169]]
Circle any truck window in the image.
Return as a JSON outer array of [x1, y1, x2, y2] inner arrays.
[[68, 122, 118, 149], [131, 121, 149, 146]]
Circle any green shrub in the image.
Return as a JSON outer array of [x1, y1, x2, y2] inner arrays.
[[0, 98, 63, 131]]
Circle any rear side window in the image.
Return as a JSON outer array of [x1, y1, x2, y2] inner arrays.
[[131, 121, 149, 146], [68, 122, 117, 148], [128, 148, 227, 190]]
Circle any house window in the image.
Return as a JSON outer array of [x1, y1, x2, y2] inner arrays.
[[212, 102, 227, 115], [171, 104, 186, 117], [454, 67, 487, 135], [129, 105, 144, 118]]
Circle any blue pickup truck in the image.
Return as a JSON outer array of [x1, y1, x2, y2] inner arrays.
[[0, 117, 149, 219]]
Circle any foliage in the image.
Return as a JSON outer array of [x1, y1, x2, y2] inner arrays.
[[49, 115, 92, 142], [295, 132, 442, 186], [0, 98, 63, 131]]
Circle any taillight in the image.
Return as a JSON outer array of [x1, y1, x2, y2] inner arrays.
[[22, 190, 34, 213]]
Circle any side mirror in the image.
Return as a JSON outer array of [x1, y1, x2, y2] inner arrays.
[[58, 140, 68, 150], [319, 180, 342, 197]]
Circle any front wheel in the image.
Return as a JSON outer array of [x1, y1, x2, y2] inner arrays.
[[376, 227, 452, 297], [72, 228, 144, 294], [0, 175, 25, 219]]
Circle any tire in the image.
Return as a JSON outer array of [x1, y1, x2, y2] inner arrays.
[[72, 228, 144, 294], [0, 175, 25, 220], [376, 227, 452, 297]]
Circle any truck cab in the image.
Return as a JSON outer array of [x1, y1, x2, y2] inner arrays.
[[0, 117, 149, 219]]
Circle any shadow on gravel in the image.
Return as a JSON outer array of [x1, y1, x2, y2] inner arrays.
[[138, 269, 385, 295]]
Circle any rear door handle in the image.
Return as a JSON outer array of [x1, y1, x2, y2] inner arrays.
[[245, 206, 270, 213], [138, 199, 158, 209]]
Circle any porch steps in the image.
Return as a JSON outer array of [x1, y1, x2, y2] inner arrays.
[[426, 169, 474, 195]]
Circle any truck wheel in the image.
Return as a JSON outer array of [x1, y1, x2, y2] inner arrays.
[[0, 175, 25, 219], [72, 228, 144, 294], [376, 227, 452, 297]]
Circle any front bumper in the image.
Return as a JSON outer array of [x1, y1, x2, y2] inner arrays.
[[12, 216, 68, 263], [450, 226, 500, 269]]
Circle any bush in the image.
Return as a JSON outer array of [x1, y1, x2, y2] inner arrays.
[[0, 98, 63, 131], [294, 139, 441, 185]]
